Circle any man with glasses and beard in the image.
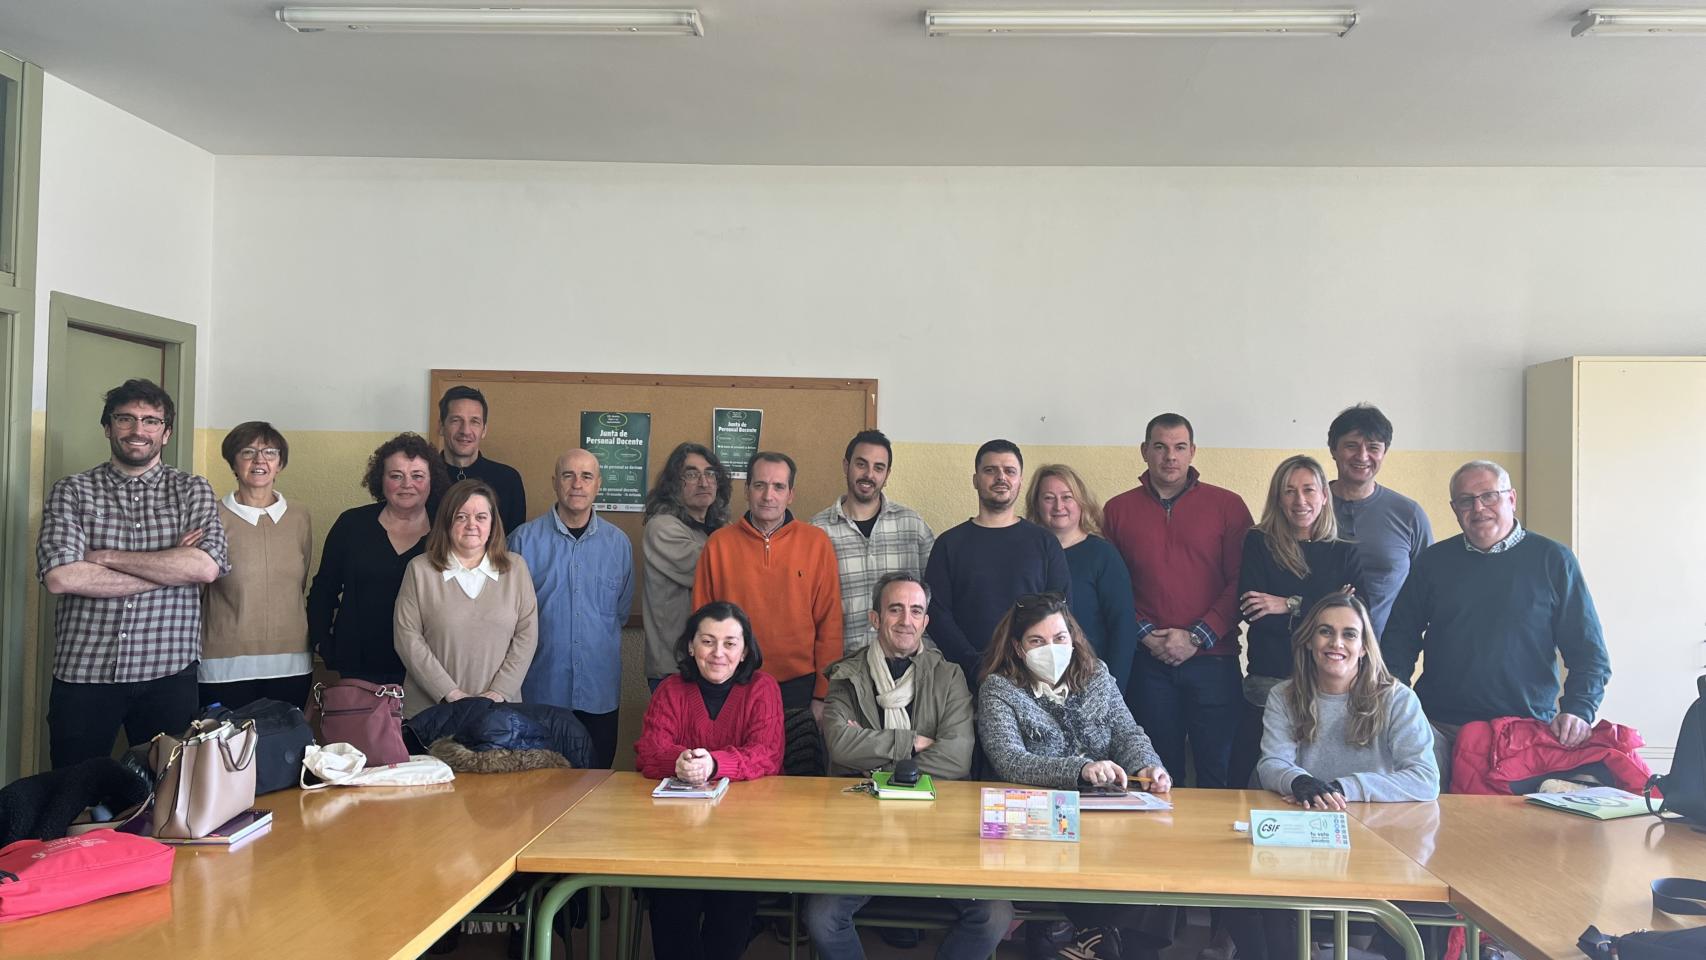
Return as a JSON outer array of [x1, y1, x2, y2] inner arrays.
[[38, 378, 230, 768]]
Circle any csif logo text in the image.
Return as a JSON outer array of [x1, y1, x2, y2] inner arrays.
[[1256, 818, 1282, 839]]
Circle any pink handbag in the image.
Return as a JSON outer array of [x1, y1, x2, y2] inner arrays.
[[306, 680, 409, 767]]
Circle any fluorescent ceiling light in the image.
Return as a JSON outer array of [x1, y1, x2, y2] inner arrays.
[[1573, 8, 1706, 36], [276, 6, 704, 36], [924, 9, 1358, 37]]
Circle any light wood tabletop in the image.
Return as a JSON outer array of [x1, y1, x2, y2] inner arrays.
[[518, 773, 1448, 903], [0, 768, 610, 960], [1352, 794, 1706, 960]]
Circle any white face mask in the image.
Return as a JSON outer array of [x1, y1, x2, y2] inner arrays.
[[1024, 643, 1072, 685]]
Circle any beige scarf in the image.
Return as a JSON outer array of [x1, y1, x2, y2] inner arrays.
[[865, 641, 916, 730]]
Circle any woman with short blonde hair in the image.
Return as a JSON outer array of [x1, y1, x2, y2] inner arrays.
[[1025, 464, 1140, 694]]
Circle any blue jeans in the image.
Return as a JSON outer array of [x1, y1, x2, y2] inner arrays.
[[1125, 653, 1241, 788], [803, 894, 1014, 960]]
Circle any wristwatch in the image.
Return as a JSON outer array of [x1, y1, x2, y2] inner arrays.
[[1188, 632, 1207, 648], [1286, 595, 1302, 616]]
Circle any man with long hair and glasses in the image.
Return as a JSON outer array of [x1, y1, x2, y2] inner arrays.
[[642, 443, 732, 690]]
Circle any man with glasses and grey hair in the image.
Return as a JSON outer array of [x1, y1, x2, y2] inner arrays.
[[1382, 459, 1612, 788]]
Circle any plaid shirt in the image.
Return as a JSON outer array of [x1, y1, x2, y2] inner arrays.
[[810, 496, 935, 653], [37, 461, 231, 683]]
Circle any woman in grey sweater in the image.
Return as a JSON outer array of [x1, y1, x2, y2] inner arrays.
[[976, 593, 1170, 960], [1256, 593, 1438, 807], [1234, 595, 1437, 960]]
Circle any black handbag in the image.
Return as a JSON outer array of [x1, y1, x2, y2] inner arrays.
[[1578, 879, 1706, 959], [1644, 676, 1706, 824], [202, 698, 316, 795]]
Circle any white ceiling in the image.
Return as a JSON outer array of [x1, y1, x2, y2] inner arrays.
[[1, 0, 1705, 165]]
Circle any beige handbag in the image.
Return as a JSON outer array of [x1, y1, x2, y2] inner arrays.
[[149, 718, 259, 839]]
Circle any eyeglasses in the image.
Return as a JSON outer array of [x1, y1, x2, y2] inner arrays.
[[237, 447, 282, 462], [110, 413, 168, 431], [1014, 591, 1067, 612], [1450, 489, 1511, 512], [680, 468, 718, 484]]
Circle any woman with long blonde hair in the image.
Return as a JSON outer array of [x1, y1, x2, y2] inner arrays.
[[1231, 595, 1436, 960], [1229, 454, 1365, 788]]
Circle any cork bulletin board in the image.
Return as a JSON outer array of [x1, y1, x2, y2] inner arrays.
[[427, 370, 878, 622]]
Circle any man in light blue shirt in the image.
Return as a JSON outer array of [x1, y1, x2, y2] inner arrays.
[[510, 448, 634, 768]]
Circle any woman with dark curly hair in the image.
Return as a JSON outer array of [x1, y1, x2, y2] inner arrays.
[[308, 432, 450, 683]]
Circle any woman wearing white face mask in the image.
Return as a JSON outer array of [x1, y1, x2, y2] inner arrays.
[[976, 593, 1171, 960]]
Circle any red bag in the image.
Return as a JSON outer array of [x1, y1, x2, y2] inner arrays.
[[0, 829, 174, 922], [307, 680, 409, 767]]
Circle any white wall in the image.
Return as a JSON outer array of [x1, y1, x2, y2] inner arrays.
[[212, 157, 1706, 447], [35, 74, 215, 411]]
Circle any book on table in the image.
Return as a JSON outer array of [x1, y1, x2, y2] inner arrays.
[[871, 771, 936, 800], [1079, 786, 1173, 811], [652, 777, 731, 800], [1523, 785, 1650, 820], [158, 809, 273, 847]]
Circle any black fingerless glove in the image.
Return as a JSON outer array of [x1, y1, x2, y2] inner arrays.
[[1291, 774, 1345, 805]]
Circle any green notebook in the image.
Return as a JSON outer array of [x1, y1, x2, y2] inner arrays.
[[1524, 786, 1650, 820], [871, 771, 936, 800]]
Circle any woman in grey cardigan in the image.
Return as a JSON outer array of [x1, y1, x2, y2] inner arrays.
[[976, 593, 1171, 960]]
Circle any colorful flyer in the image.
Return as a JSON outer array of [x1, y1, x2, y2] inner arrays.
[[580, 411, 651, 512], [712, 408, 762, 478], [979, 787, 1079, 842], [1249, 809, 1351, 849]]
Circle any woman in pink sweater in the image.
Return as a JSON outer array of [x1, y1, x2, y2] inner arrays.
[[636, 601, 783, 960]]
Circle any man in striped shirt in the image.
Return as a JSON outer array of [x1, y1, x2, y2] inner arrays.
[[38, 379, 229, 769], [811, 431, 935, 654]]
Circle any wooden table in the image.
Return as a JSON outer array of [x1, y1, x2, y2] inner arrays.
[[519, 774, 1449, 960], [1352, 794, 1706, 960], [0, 768, 610, 960]]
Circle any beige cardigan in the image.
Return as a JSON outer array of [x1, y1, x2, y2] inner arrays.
[[392, 553, 538, 717], [201, 499, 313, 681]]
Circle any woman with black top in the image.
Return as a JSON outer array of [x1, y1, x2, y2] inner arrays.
[[1228, 454, 1364, 789], [308, 432, 449, 684]]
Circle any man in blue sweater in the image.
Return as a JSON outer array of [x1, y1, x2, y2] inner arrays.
[[924, 439, 1071, 691], [1383, 460, 1612, 788]]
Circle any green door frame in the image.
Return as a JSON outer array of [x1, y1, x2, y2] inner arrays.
[[35, 294, 198, 770], [0, 55, 42, 784]]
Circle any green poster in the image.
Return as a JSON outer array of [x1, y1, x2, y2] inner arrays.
[[712, 408, 763, 478], [580, 411, 651, 512]]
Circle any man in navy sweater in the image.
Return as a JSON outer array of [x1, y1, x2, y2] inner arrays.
[[1382, 459, 1612, 789], [924, 439, 1071, 691]]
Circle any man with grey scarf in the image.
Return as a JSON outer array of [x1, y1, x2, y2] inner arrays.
[[804, 572, 1013, 960]]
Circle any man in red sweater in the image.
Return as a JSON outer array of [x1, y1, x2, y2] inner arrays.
[[694, 451, 843, 774], [1102, 413, 1253, 788]]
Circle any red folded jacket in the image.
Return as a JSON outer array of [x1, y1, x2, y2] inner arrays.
[[0, 829, 174, 922]]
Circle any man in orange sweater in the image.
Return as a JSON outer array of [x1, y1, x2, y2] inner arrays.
[[694, 451, 843, 774]]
